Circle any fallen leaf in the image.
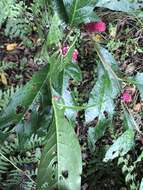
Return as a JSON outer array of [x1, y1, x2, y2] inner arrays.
[[0, 73, 8, 85], [93, 34, 103, 42], [110, 26, 117, 38], [133, 103, 142, 112], [6, 43, 17, 51], [125, 63, 135, 75]]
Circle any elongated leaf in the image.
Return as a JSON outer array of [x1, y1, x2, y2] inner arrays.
[[37, 92, 82, 190], [104, 128, 135, 162], [65, 63, 82, 82], [86, 44, 120, 151], [62, 63, 82, 120], [85, 72, 115, 123], [135, 73, 143, 101], [49, 40, 81, 120], [104, 108, 136, 162], [0, 64, 49, 129], [96, 0, 142, 12], [49, 0, 98, 26], [47, 13, 62, 45], [140, 178, 143, 190], [88, 119, 110, 152], [16, 84, 51, 148], [49, 0, 69, 23], [63, 0, 99, 25], [85, 44, 120, 123]]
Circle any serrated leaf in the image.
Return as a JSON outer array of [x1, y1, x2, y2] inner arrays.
[[37, 92, 82, 190], [96, 0, 142, 12], [135, 73, 143, 101], [0, 64, 49, 129], [104, 128, 135, 162]]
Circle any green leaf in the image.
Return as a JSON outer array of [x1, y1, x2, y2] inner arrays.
[[85, 72, 115, 123], [49, 0, 69, 23], [65, 63, 82, 82], [104, 106, 138, 162], [49, 40, 81, 121], [50, 0, 98, 26], [0, 64, 50, 129], [135, 73, 143, 101], [86, 44, 120, 151], [123, 106, 137, 131], [0, 0, 16, 27], [85, 44, 120, 123], [104, 128, 135, 162], [62, 64, 82, 120], [47, 13, 62, 45], [16, 84, 51, 148], [140, 178, 143, 190], [104, 107, 136, 161], [96, 0, 142, 12], [63, 0, 99, 25], [37, 91, 82, 190], [88, 119, 110, 152]]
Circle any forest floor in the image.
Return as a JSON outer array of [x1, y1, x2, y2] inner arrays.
[[0, 10, 143, 190]]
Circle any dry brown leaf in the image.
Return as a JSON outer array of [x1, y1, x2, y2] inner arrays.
[[110, 26, 117, 38], [0, 73, 8, 85], [133, 103, 142, 112], [125, 63, 135, 75], [6, 43, 17, 51], [93, 34, 103, 42]]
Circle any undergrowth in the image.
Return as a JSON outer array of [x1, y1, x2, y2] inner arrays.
[[0, 0, 143, 190]]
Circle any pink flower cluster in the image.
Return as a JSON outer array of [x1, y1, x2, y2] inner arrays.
[[61, 21, 106, 61], [84, 21, 106, 33], [61, 46, 78, 62], [121, 91, 132, 103]]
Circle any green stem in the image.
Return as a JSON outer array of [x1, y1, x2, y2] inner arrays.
[[57, 103, 97, 110]]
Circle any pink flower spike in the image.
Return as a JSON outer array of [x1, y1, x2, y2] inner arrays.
[[61, 46, 69, 56], [94, 21, 106, 32], [84, 21, 106, 33], [121, 91, 132, 103], [72, 49, 78, 62]]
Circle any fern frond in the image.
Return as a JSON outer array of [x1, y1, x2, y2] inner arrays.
[[0, 85, 22, 110], [25, 134, 45, 150], [0, 61, 16, 72], [0, 0, 16, 27]]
